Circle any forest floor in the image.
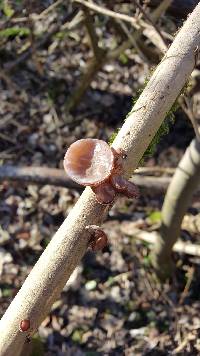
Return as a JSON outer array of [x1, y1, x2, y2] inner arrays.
[[0, 1, 200, 355]]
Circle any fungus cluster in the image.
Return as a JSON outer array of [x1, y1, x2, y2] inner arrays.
[[63, 139, 139, 252], [63, 138, 139, 204]]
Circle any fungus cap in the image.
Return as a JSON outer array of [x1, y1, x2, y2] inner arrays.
[[63, 139, 114, 186]]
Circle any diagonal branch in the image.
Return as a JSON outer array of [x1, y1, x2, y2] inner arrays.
[[73, 0, 140, 29], [181, 96, 200, 142], [150, 0, 199, 19], [151, 0, 173, 21], [117, 19, 150, 63], [1, 4, 200, 355], [132, 0, 167, 45], [82, 6, 103, 60]]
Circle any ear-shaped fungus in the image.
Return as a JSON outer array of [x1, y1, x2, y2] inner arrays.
[[63, 139, 114, 186], [64, 138, 139, 204]]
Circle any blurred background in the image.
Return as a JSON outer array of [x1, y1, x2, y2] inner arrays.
[[0, 1, 200, 355]]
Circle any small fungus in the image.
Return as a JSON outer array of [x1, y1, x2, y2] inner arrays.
[[90, 229, 108, 251], [86, 225, 108, 252], [64, 139, 139, 204], [19, 319, 30, 332]]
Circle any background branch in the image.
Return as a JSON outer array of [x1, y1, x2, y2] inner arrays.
[[121, 225, 200, 258], [132, 0, 167, 45], [151, 0, 173, 21], [82, 6, 103, 60], [150, 0, 199, 18], [152, 138, 200, 280], [0, 164, 199, 196], [73, 0, 140, 29], [181, 96, 200, 142]]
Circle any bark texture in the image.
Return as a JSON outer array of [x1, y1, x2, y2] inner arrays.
[[152, 138, 200, 279], [1, 4, 200, 355]]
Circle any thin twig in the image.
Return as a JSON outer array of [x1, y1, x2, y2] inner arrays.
[[61, 10, 83, 30], [108, 38, 132, 59], [82, 7, 103, 60], [32, 0, 64, 20], [117, 19, 150, 63], [181, 97, 200, 142], [151, 0, 173, 21], [135, 166, 175, 175], [73, 0, 140, 29], [9, 0, 64, 23], [149, 0, 199, 19], [132, 0, 167, 47], [120, 225, 200, 257], [179, 266, 195, 304]]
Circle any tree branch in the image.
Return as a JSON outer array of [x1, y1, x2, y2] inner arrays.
[[0, 165, 81, 190], [73, 0, 140, 29], [150, 0, 199, 19], [82, 6, 103, 60], [151, 0, 173, 21], [117, 19, 150, 63], [132, 0, 167, 46], [1, 165, 200, 196], [1, 4, 200, 354], [181, 96, 200, 142], [152, 138, 200, 280], [0, 165, 173, 194], [121, 225, 200, 257]]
